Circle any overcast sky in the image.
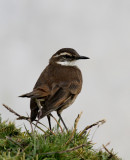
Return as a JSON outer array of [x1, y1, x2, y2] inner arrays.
[[0, 0, 130, 159]]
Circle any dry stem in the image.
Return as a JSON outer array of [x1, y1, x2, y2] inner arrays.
[[65, 112, 82, 145], [79, 119, 106, 137], [103, 144, 117, 159], [2, 104, 55, 135], [50, 114, 63, 132]]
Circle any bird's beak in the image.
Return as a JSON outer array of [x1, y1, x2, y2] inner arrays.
[[77, 56, 90, 60]]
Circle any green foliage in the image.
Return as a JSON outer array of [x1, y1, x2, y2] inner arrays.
[[0, 121, 21, 139], [0, 116, 121, 160]]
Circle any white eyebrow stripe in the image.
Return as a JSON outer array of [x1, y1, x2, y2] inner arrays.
[[54, 52, 72, 57]]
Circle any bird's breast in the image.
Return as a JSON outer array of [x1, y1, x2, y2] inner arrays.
[[49, 64, 82, 83]]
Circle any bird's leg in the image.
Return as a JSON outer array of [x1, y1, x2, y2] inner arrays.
[[34, 99, 43, 129], [30, 119, 34, 133], [57, 112, 68, 131], [47, 115, 51, 130], [36, 99, 43, 118]]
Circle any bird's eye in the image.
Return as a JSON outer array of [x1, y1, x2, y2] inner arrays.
[[63, 55, 71, 59]]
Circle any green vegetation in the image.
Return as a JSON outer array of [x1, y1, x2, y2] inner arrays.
[[0, 115, 121, 160]]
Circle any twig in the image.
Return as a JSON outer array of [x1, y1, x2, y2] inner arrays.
[[41, 144, 87, 155], [91, 125, 99, 141], [101, 142, 110, 149], [3, 104, 29, 120], [103, 144, 117, 159], [3, 104, 21, 118], [2, 104, 55, 135], [24, 124, 33, 138], [26, 113, 34, 133], [6, 136, 23, 149], [79, 119, 106, 137], [32, 122, 56, 136], [65, 112, 82, 145], [34, 121, 55, 135], [50, 114, 63, 132]]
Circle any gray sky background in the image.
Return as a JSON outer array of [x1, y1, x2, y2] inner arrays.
[[0, 0, 130, 159]]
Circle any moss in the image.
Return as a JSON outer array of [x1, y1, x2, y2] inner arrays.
[[0, 116, 121, 160]]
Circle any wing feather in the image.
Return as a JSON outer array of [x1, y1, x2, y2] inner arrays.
[[19, 85, 50, 99]]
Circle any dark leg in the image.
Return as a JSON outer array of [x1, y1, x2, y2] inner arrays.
[[47, 115, 51, 130], [57, 112, 68, 131]]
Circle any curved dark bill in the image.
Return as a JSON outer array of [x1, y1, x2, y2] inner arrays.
[[77, 56, 90, 60]]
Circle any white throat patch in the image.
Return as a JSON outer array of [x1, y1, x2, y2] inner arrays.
[[57, 61, 76, 66]]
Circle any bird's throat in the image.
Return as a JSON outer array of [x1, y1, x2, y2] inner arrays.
[[56, 61, 76, 66]]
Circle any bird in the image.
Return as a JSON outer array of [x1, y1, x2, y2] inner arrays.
[[19, 48, 89, 131]]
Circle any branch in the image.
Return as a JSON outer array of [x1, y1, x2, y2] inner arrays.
[[2, 104, 55, 135], [50, 114, 63, 132], [2, 104, 29, 120], [79, 119, 106, 137], [103, 144, 117, 159], [65, 112, 82, 145]]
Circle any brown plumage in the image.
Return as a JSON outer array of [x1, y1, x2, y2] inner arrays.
[[20, 48, 89, 130]]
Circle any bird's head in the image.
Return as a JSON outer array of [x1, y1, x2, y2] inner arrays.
[[49, 48, 89, 66]]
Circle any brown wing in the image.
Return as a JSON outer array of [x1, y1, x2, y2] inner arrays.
[[19, 85, 50, 99], [30, 79, 82, 121], [38, 80, 82, 119], [30, 84, 71, 121]]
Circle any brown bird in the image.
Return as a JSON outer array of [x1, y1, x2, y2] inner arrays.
[[19, 48, 89, 130]]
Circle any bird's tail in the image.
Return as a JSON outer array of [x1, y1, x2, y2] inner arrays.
[[19, 92, 34, 98]]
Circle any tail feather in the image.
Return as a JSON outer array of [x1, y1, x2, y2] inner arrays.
[[19, 92, 34, 98], [30, 99, 39, 122]]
